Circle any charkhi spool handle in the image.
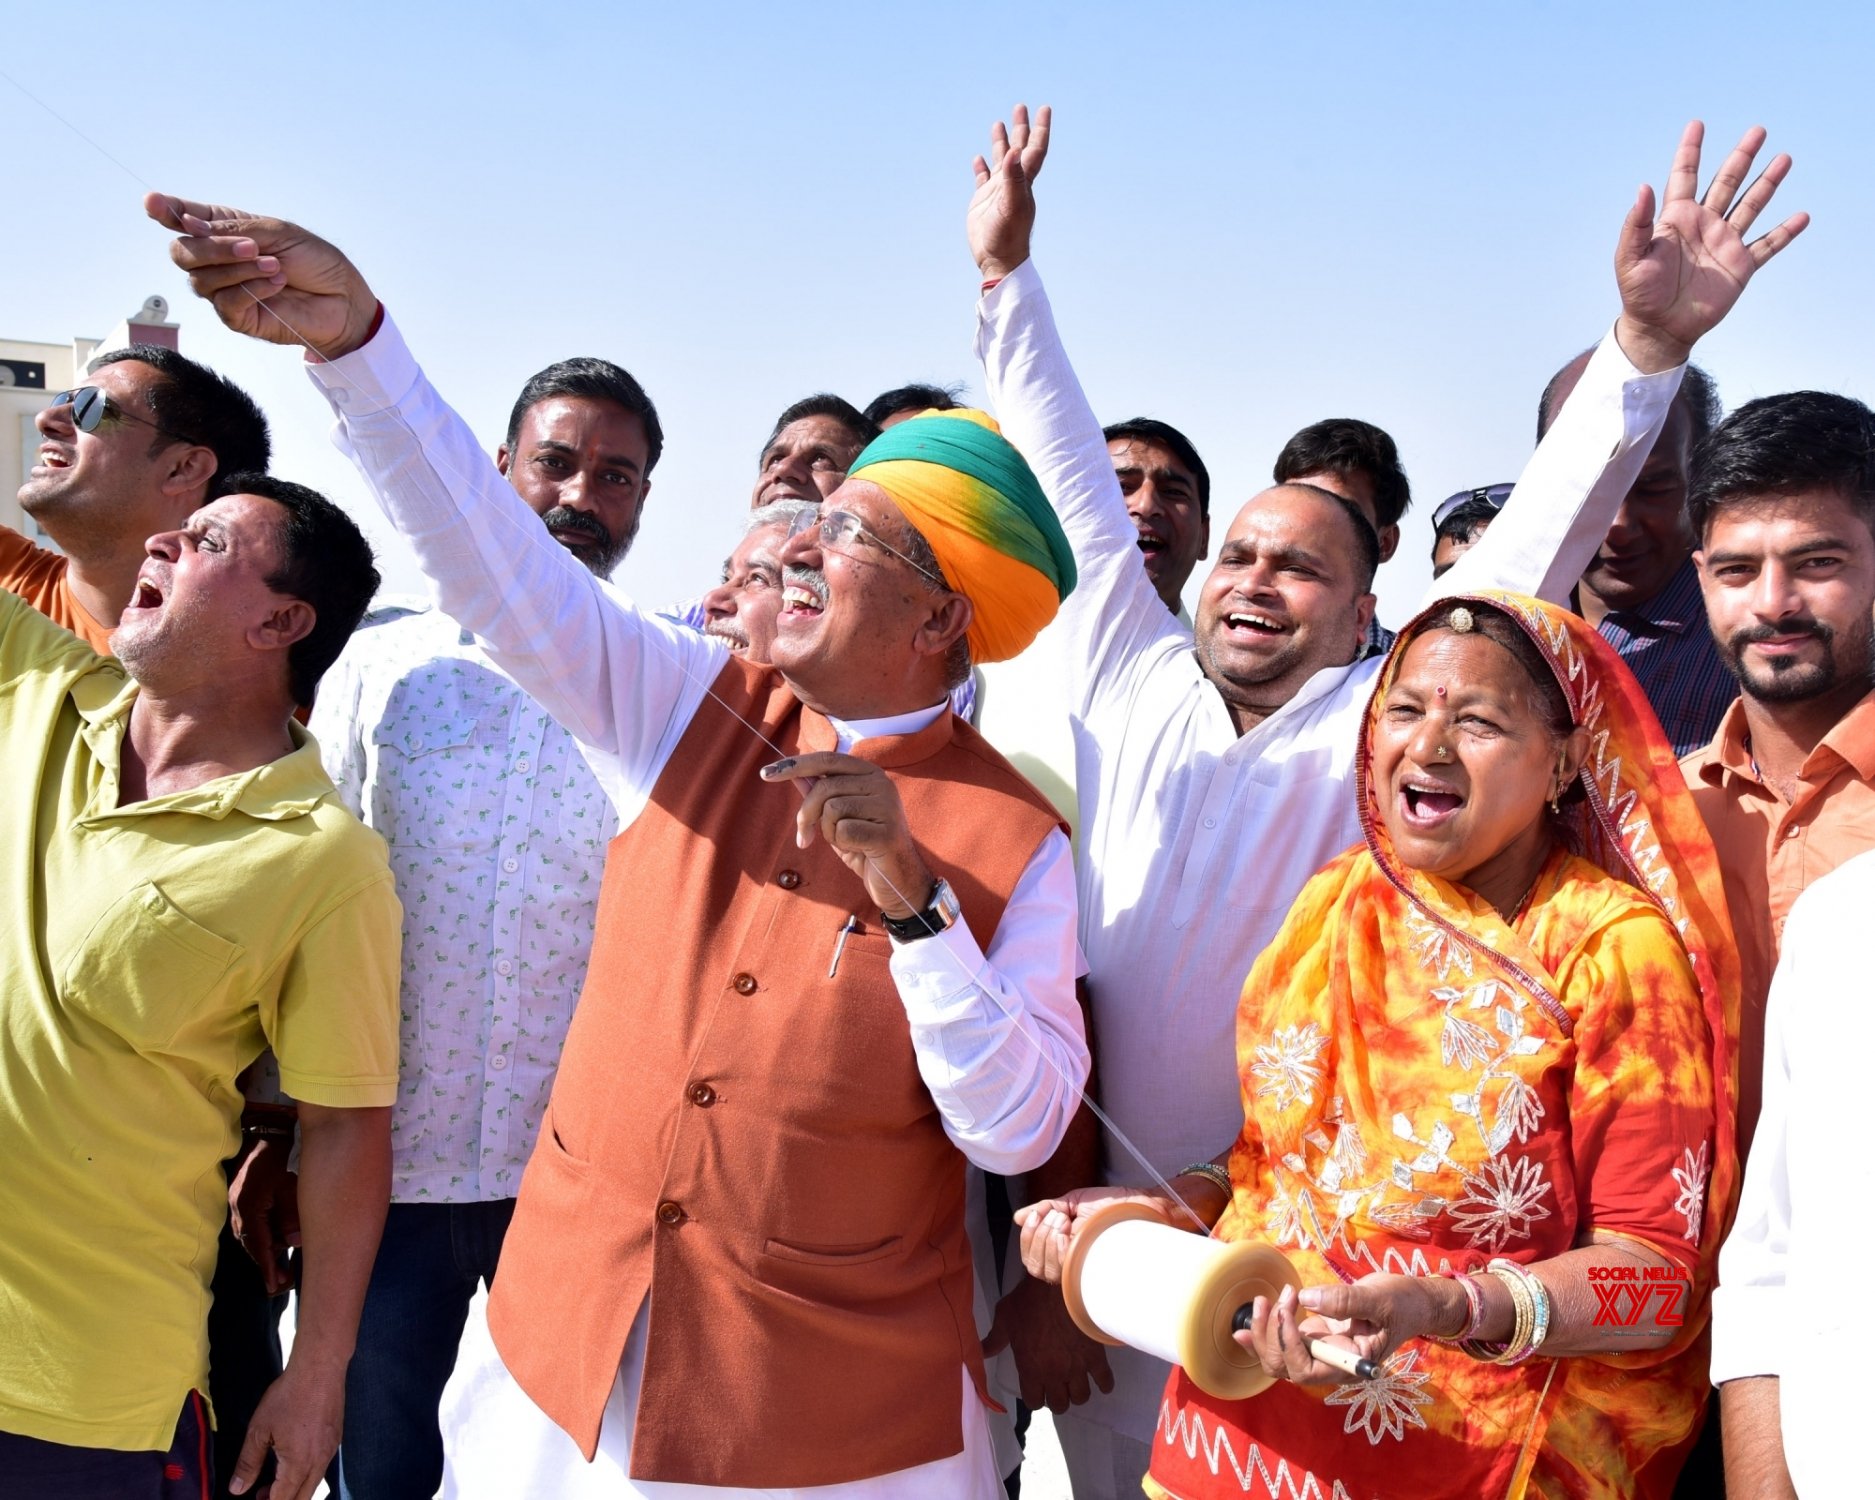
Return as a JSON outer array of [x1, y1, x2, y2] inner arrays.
[[1059, 1200, 1377, 1399]]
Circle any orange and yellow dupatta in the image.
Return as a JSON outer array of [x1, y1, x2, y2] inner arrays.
[[1147, 594, 1740, 1500]]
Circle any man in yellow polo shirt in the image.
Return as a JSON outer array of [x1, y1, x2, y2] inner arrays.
[[0, 473, 401, 1500]]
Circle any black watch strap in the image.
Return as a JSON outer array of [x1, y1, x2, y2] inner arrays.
[[881, 879, 958, 942]]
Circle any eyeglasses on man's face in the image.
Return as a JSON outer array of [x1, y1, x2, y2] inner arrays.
[[785, 506, 947, 589], [47, 386, 183, 444]]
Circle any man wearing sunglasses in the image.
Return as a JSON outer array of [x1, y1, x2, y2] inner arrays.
[[1430, 484, 1512, 579], [5, 346, 270, 654]]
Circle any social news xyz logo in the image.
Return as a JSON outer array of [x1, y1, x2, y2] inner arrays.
[[1587, 1264, 1690, 1333]]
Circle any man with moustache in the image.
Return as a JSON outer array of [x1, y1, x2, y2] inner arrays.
[[966, 107, 1803, 1496], [300, 354, 663, 1500], [1540, 351, 1735, 754], [1679, 391, 1875, 1172], [701, 499, 816, 660], [159, 186, 1089, 1498]]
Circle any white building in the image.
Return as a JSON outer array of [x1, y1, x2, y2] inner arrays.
[[1, 296, 181, 540]]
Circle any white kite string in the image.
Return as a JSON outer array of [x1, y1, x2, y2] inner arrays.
[[2, 67, 1215, 1239]]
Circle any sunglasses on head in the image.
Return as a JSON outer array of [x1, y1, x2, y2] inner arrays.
[[48, 386, 183, 444], [1430, 483, 1515, 531]]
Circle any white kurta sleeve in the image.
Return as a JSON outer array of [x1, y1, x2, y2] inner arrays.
[[890, 827, 1088, 1176], [304, 313, 722, 811], [975, 261, 1191, 722], [1432, 326, 1683, 607]]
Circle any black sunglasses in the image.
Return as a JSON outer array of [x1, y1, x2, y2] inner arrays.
[[1430, 483, 1515, 531], [48, 386, 184, 444]]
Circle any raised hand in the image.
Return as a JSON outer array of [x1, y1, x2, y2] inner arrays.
[[1613, 122, 1808, 372], [144, 193, 381, 361], [967, 103, 1052, 282]]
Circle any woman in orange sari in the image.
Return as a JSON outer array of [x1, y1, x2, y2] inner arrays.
[[1020, 593, 1739, 1500]]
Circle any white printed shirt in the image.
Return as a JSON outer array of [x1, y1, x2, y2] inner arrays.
[[311, 602, 616, 1202]]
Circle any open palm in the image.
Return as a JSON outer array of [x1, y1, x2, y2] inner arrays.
[[1615, 123, 1807, 361], [967, 104, 1051, 281]]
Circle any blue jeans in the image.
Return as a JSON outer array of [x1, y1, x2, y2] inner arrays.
[[331, 1198, 517, 1500]]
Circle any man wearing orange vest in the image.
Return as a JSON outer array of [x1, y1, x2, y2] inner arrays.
[[154, 193, 1091, 1499]]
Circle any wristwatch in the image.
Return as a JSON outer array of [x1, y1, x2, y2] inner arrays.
[[881, 878, 963, 942]]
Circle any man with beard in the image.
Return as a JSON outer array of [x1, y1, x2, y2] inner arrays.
[[700, 499, 816, 661], [1680, 391, 1875, 1167], [967, 107, 1804, 1497], [296, 355, 663, 1500]]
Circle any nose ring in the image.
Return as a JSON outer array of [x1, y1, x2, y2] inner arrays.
[[1434, 745, 1449, 760]]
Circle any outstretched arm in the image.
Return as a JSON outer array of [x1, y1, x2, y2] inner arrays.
[[1438, 122, 1807, 606], [145, 194, 720, 806], [969, 107, 1189, 719]]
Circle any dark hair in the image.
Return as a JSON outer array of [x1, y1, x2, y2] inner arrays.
[[1103, 417, 1212, 519], [220, 472, 381, 707], [864, 383, 963, 427], [504, 358, 664, 474], [92, 345, 270, 488], [1538, 352, 1721, 450], [1433, 496, 1502, 552], [1278, 481, 1381, 590], [1274, 418, 1411, 529], [1686, 390, 1875, 540], [1410, 601, 1575, 743], [760, 395, 878, 463]]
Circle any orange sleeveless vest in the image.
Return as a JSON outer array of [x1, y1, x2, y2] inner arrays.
[[487, 660, 1065, 1486]]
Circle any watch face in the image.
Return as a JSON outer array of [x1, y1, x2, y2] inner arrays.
[[933, 879, 962, 928]]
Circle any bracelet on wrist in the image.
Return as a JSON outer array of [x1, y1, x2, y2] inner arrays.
[[1176, 1161, 1233, 1201], [1432, 1269, 1485, 1344]]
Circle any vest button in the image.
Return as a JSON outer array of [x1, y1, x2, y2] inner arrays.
[[733, 972, 758, 995], [777, 869, 802, 890], [656, 1200, 685, 1225], [688, 1082, 716, 1107]]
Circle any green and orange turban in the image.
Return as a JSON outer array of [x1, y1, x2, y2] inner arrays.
[[847, 408, 1076, 665]]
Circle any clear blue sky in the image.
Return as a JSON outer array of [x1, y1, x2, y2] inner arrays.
[[5, 2, 1868, 625]]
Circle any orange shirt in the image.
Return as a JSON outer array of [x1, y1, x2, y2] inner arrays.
[[1682, 690, 1875, 1155], [0, 526, 114, 654]]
